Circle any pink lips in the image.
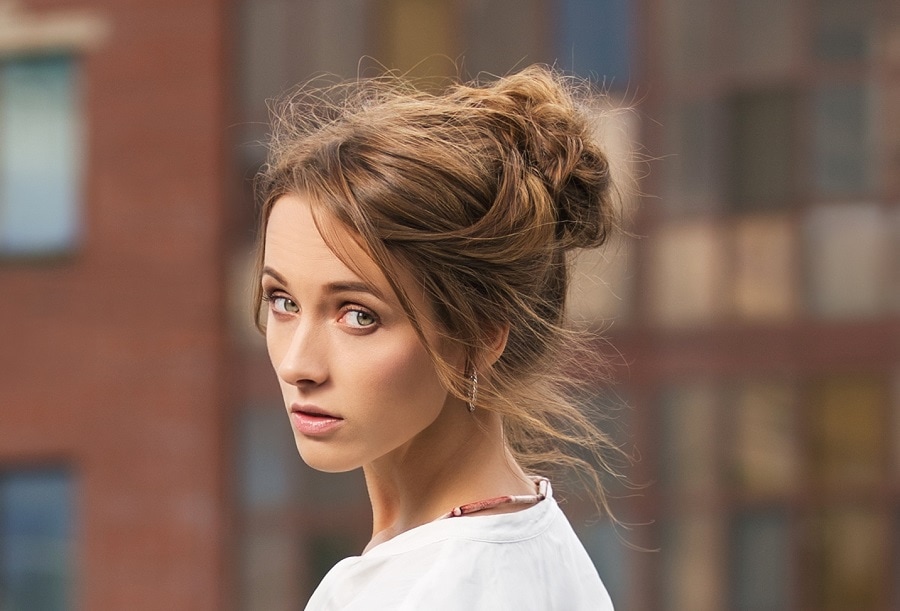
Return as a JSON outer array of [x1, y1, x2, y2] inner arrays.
[[290, 404, 344, 436]]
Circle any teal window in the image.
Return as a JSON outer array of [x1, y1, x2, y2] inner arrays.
[[0, 55, 83, 255], [0, 468, 74, 611], [557, 0, 632, 86]]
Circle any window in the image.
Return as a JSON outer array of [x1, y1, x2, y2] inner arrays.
[[556, 0, 633, 87], [730, 510, 790, 610], [0, 55, 83, 255], [236, 406, 368, 609], [812, 82, 875, 196], [656, 375, 895, 610], [728, 89, 798, 210], [805, 203, 892, 318], [814, 0, 876, 62], [731, 0, 794, 75], [0, 468, 74, 611]]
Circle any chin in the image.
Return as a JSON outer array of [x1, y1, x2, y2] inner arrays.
[[294, 441, 361, 474]]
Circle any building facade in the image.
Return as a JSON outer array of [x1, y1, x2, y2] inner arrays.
[[0, 1, 231, 609], [629, 0, 900, 608], [232, 1, 900, 609], [2, 0, 898, 609]]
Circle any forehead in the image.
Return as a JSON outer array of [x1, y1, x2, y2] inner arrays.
[[265, 193, 375, 277]]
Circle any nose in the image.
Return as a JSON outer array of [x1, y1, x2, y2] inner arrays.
[[272, 319, 328, 389]]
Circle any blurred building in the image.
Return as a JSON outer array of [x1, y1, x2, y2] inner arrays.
[[631, 0, 900, 609], [234, 1, 900, 610], [0, 0, 230, 609], [2, 0, 898, 610]]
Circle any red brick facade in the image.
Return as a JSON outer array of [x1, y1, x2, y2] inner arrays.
[[0, 1, 232, 609]]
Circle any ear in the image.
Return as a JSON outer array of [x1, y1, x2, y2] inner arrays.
[[483, 323, 510, 368]]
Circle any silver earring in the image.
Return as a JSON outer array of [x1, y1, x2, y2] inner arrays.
[[467, 369, 478, 413]]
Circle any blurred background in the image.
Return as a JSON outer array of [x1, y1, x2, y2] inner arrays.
[[0, 0, 898, 609]]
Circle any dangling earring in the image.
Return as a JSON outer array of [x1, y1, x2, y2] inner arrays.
[[467, 368, 478, 413]]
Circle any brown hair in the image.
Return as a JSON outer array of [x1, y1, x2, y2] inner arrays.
[[254, 65, 624, 515]]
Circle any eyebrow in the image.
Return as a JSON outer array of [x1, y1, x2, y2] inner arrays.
[[261, 266, 289, 286], [262, 266, 387, 302]]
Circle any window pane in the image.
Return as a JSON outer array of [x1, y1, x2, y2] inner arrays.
[[648, 221, 727, 327], [807, 507, 887, 611], [577, 522, 632, 609], [305, 531, 361, 594], [732, 0, 794, 75], [238, 528, 300, 611], [463, 0, 548, 77], [732, 216, 797, 320], [0, 56, 82, 254], [661, 383, 719, 496], [729, 381, 798, 494], [237, 407, 366, 510], [814, 0, 876, 62], [0, 470, 74, 611], [236, 407, 368, 610], [568, 106, 639, 323], [382, 0, 455, 76], [303, 0, 373, 77], [730, 510, 790, 611], [809, 376, 886, 489], [813, 83, 875, 196], [663, 100, 724, 214], [237, 407, 295, 510], [555, 0, 632, 86], [662, 515, 722, 611], [300, 464, 366, 507], [568, 236, 633, 323], [805, 203, 891, 319], [662, 0, 717, 79], [728, 89, 796, 210]]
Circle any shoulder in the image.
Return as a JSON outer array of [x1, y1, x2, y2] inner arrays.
[[305, 496, 614, 610]]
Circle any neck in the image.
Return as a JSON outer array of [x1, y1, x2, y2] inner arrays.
[[361, 399, 533, 552]]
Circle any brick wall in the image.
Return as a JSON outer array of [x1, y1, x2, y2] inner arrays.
[[0, 1, 233, 609]]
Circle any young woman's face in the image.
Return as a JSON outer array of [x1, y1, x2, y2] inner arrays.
[[262, 194, 460, 472]]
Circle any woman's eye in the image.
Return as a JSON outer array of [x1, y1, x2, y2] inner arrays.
[[270, 295, 299, 315], [343, 309, 378, 329]]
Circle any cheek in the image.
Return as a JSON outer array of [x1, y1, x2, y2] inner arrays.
[[265, 320, 287, 365], [358, 339, 446, 412]]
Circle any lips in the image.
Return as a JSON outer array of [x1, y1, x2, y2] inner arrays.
[[290, 403, 345, 436], [292, 403, 339, 418]]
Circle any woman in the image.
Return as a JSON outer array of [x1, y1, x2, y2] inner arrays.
[[254, 65, 621, 609]]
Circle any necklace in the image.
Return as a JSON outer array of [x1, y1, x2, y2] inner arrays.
[[438, 477, 549, 519]]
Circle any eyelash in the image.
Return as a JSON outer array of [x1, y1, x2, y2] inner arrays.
[[261, 289, 297, 315], [340, 306, 380, 330], [260, 287, 278, 303]]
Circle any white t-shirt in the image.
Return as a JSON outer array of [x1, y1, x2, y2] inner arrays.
[[305, 481, 614, 610]]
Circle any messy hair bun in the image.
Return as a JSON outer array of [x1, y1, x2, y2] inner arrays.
[[449, 68, 616, 251], [255, 65, 624, 514]]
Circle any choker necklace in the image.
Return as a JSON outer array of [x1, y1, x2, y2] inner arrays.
[[438, 477, 548, 519]]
